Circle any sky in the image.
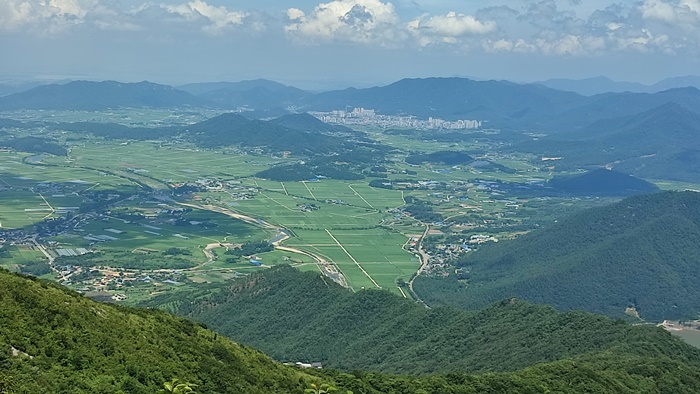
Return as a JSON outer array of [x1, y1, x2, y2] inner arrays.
[[1, 0, 699, 89]]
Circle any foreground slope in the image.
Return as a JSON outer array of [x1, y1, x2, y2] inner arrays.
[[416, 191, 700, 320], [0, 269, 310, 393], [144, 266, 700, 376], [4, 268, 700, 393]]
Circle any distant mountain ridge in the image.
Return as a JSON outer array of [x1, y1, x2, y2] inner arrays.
[[299, 77, 700, 129], [512, 102, 700, 182], [179, 79, 311, 113], [3, 77, 700, 132], [538, 75, 700, 96], [0, 80, 204, 110], [178, 79, 300, 95]]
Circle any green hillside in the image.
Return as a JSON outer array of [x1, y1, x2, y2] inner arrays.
[[4, 267, 700, 393], [0, 269, 312, 393], [143, 266, 700, 376], [415, 191, 700, 320], [184, 113, 374, 157]]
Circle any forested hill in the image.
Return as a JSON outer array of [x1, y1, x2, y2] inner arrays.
[[415, 191, 700, 321], [0, 269, 312, 393], [4, 268, 700, 393], [183, 113, 364, 155], [142, 265, 700, 376]]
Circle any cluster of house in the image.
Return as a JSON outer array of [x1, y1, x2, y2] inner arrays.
[[312, 108, 482, 130]]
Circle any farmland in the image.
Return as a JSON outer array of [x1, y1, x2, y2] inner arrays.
[[0, 135, 422, 296], [0, 107, 658, 302]]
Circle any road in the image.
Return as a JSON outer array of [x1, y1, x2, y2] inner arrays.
[[407, 221, 431, 308], [177, 202, 278, 230], [31, 234, 70, 282], [179, 201, 349, 288], [325, 229, 380, 288]]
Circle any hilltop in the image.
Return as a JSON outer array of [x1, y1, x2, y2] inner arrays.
[[0, 269, 312, 393], [415, 191, 700, 320], [183, 112, 370, 156]]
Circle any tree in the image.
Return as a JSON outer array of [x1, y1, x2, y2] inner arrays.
[[159, 378, 197, 394], [305, 383, 353, 394]]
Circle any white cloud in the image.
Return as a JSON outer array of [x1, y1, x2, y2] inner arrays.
[[472, 0, 700, 56], [162, 0, 247, 34], [409, 11, 497, 46], [2, 0, 700, 58], [0, 0, 97, 31], [0, 0, 251, 35], [285, 0, 403, 45], [0, 1, 35, 30], [287, 8, 306, 20], [642, 0, 682, 22]]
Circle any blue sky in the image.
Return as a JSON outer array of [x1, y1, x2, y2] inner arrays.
[[0, 0, 698, 89]]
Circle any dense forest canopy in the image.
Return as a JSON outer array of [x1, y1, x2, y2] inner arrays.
[[142, 266, 700, 376]]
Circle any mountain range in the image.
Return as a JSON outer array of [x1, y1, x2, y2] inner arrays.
[[3, 78, 700, 130], [5, 77, 700, 182], [0, 80, 203, 111]]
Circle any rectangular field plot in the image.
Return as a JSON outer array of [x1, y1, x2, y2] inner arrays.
[[273, 180, 405, 212], [1, 155, 135, 192], [332, 230, 418, 288], [231, 193, 382, 230], [346, 184, 405, 209], [279, 182, 319, 201], [0, 245, 47, 269], [284, 228, 418, 294], [254, 179, 287, 194], [0, 190, 53, 229]]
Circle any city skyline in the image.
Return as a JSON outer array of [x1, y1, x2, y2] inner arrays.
[[1, 0, 698, 89]]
